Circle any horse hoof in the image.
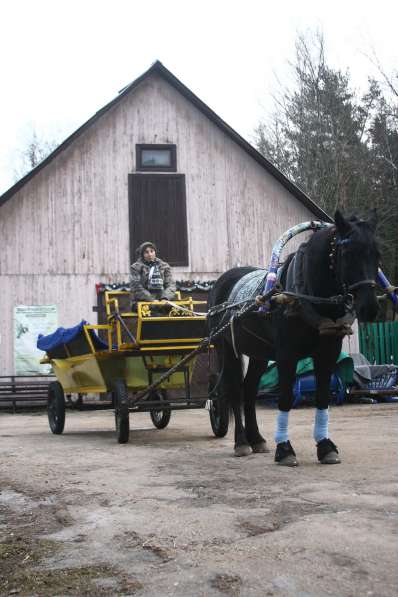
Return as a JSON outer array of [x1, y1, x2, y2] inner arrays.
[[317, 438, 341, 464], [276, 454, 299, 467], [319, 451, 341, 465], [274, 441, 298, 467], [251, 441, 270, 453], [234, 444, 252, 457]]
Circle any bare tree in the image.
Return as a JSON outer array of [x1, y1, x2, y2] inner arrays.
[[13, 127, 60, 181], [255, 31, 377, 215]]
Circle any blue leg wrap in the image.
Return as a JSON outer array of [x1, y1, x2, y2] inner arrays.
[[275, 410, 289, 444], [313, 408, 329, 443]]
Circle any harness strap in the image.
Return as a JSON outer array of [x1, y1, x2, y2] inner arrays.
[[230, 315, 239, 358], [317, 312, 356, 336], [348, 279, 376, 291], [241, 323, 274, 347], [281, 290, 348, 306]]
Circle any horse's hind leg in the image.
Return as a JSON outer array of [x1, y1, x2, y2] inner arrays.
[[243, 358, 269, 453], [221, 341, 251, 457]]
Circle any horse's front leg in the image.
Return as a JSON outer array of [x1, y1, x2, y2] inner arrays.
[[243, 358, 269, 454], [274, 355, 299, 466], [313, 340, 342, 464]]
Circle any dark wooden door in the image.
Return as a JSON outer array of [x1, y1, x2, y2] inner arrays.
[[128, 174, 189, 266]]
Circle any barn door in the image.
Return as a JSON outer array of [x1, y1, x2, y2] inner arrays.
[[128, 174, 189, 266]]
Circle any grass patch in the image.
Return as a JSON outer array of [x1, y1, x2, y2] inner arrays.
[[3, 564, 125, 596], [0, 535, 143, 596]]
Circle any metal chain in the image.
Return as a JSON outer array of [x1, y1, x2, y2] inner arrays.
[[131, 289, 278, 403]]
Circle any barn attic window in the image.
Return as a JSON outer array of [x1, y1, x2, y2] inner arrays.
[[136, 144, 177, 172]]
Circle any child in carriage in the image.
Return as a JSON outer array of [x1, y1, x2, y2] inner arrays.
[[130, 242, 177, 309]]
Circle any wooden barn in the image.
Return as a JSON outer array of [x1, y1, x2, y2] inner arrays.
[[0, 60, 329, 374]]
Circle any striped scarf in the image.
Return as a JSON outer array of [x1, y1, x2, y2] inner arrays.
[[147, 262, 164, 291]]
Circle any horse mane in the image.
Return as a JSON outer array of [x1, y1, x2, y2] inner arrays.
[[277, 253, 296, 289]]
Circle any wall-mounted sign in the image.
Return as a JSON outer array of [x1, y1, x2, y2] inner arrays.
[[14, 305, 58, 375]]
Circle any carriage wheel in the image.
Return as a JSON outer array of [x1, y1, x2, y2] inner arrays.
[[113, 379, 130, 444], [149, 390, 171, 429], [208, 374, 229, 438], [47, 381, 66, 435]]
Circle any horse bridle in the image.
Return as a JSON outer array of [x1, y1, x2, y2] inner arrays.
[[348, 279, 377, 291], [329, 231, 377, 294]]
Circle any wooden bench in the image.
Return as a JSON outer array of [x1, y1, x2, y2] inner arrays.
[[0, 375, 55, 413]]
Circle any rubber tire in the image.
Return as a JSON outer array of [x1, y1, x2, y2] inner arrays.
[[149, 390, 171, 429], [208, 374, 229, 438], [48, 381, 66, 435], [113, 379, 130, 444]]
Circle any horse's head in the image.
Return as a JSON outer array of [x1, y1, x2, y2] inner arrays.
[[334, 209, 380, 322]]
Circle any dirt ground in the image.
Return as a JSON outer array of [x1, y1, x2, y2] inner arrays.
[[1, 402, 398, 597]]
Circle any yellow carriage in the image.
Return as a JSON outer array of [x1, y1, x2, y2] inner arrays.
[[41, 291, 228, 443]]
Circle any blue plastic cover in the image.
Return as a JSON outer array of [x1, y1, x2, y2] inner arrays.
[[37, 320, 108, 352]]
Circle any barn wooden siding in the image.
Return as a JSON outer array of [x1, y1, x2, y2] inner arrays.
[[0, 72, 314, 373]]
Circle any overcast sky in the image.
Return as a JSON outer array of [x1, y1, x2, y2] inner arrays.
[[0, 0, 396, 194]]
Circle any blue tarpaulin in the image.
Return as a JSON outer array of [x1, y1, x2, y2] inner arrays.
[[37, 320, 108, 352]]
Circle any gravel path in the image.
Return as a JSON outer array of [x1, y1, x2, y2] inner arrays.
[[1, 403, 398, 596]]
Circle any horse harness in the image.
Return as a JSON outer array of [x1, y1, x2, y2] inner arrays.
[[207, 227, 379, 358], [282, 229, 377, 336], [328, 232, 377, 292]]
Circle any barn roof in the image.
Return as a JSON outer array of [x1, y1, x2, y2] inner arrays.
[[0, 61, 330, 220]]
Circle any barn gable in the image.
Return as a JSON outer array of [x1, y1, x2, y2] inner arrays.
[[0, 61, 327, 218]]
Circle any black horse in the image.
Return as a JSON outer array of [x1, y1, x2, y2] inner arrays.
[[208, 210, 380, 465]]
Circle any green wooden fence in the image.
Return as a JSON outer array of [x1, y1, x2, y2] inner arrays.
[[359, 321, 398, 364]]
